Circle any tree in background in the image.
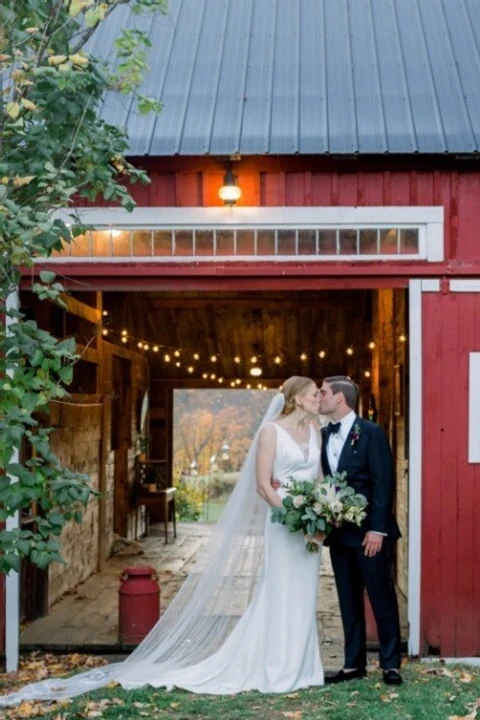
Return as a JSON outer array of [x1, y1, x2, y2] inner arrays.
[[0, 0, 166, 572]]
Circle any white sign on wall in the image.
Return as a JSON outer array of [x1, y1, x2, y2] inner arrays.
[[469, 353, 480, 463]]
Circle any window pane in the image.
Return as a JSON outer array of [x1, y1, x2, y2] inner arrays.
[[277, 230, 296, 255], [380, 229, 398, 254], [154, 230, 173, 256], [236, 230, 255, 255], [359, 229, 378, 254], [112, 231, 131, 257], [318, 230, 336, 255], [257, 230, 275, 255], [400, 228, 419, 254], [195, 230, 214, 256], [132, 230, 152, 256], [339, 229, 357, 254], [92, 231, 111, 256], [71, 233, 91, 256], [216, 229, 234, 256], [174, 230, 193, 256], [298, 230, 316, 255]]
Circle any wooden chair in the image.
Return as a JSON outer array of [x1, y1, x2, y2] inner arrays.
[[134, 460, 177, 543]]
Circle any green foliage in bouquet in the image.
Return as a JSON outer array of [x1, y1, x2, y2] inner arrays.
[[271, 472, 368, 553]]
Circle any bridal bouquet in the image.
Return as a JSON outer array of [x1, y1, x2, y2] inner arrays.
[[271, 472, 368, 552]]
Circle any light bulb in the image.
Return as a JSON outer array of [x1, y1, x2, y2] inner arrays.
[[102, 328, 108, 336], [300, 352, 307, 361], [234, 356, 241, 363], [193, 353, 200, 360], [235, 379, 241, 385], [399, 334, 407, 343], [164, 354, 171, 362], [210, 373, 216, 380], [175, 361, 181, 367], [187, 366, 194, 373], [250, 355, 257, 364], [121, 329, 128, 336], [246, 384, 251, 389], [364, 370, 371, 378], [137, 342, 143, 349], [210, 355, 217, 363], [230, 381, 236, 387], [346, 347, 354, 356], [274, 356, 281, 364], [318, 350, 326, 359], [143, 344, 149, 351], [202, 373, 208, 379], [174, 350, 180, 357], [368, 341, 376, 350], [102, 310, 108, 317], [218, 377, 224, 384], [153, 345, 159, 353], [121, 336, 128, 344], [250, 366, 262, 377]]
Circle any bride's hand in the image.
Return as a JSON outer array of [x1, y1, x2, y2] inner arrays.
[[305, 533, 325, 546]]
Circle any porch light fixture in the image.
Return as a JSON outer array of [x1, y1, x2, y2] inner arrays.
[[250, 366, 262, 377], [218, 167, 242, 206]]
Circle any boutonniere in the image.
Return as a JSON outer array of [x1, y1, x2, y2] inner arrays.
[[350, 423, 361, 448]]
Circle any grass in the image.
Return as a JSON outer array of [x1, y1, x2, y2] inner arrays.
[[5, 662, 479, 720]]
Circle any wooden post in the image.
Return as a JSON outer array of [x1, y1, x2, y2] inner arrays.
[[97, 395, 111, 570]]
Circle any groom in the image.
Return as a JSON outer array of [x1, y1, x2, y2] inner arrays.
[[319, 376, 402, 686]]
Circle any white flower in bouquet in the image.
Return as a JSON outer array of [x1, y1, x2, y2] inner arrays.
[[293, 494, 306, 509], [312, 502, 323, 515]]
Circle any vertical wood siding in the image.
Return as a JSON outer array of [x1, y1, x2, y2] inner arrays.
[[422, 292, 480, 656]]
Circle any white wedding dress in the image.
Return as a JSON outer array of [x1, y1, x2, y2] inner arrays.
[[125, 422, 324, 694], [0, 403, 324, 705]]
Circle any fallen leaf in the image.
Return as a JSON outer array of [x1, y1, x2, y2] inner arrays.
[[459, 672, 474, 684], [381, 695, 392, 703], [285, 693, 300, 699], [280, 713, 303, 719], [170, 703, 180, 709], [448, 711, 477, 720]]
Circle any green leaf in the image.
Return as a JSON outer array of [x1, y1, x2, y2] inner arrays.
[[39, 270, 56, 284]]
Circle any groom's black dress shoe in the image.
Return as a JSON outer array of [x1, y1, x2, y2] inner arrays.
[[325, 668, 367, 684], [383, 669, 403, 685]]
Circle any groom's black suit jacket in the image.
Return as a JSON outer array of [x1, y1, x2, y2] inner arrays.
[[321, 416, 401, 547]]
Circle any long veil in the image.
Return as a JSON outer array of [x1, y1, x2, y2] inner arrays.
[[0, 392, 286, 706]]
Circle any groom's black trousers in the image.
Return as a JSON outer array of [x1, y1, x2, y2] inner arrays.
[[329, 541, 401, 670]]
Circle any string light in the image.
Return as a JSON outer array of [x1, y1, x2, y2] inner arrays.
[[234, 356, 241, 364], [230, 381, 236, 387], [174, 350, 180, 357], [121, 336, 128, 344], [153, 345, 159, 352], [318, 350, 326, 359], [218, 377, 224, 384], [193, 353, 200, 360], [274, 356, 281, 364], [368, 341, 376, 350], [121, 329, 127, 336], [164, 353, 171, 362], [364, 370, 371, 378], [250, 366, 262, 377], [250, 356, 257, 364], [300, 352, 307, 361], [246, 384, 251, 389], [175, 361, 181, 367], [399, 334, 407, 343], [187, 366, 194, 373], [143, 343, 149, 351], [210, 355, 217, 363], [346, 347, 354, 356], [102, 310, 108, 317], [137, 342, 143, 349], [235, 379, 241, 385], [202, 373, 208, 379], [102, 328, 109, 336], [210, 373, 216, 380]]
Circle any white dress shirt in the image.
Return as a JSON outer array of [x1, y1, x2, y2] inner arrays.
[[326, 410, 356, 473]]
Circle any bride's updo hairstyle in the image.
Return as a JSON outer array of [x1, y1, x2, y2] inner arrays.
[[280, 376, 315, 415]]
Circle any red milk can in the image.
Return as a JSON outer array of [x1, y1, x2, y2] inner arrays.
[[118, 566, 160, 644]]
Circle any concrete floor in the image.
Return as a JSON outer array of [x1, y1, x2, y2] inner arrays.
[[20, 522, 408, 670]]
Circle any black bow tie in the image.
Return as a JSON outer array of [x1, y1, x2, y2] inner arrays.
[[326, 422, 341, 437]]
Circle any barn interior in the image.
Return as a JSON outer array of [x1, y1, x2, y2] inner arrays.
[[19, 287, 409, 643]]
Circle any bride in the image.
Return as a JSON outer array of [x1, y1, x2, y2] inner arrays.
[[0, 376, 325, 705]]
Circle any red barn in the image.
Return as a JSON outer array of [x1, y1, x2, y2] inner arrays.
[[5, 0, 480, 663]]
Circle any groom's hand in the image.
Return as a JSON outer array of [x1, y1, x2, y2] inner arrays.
[[362, 531, 383, 557]]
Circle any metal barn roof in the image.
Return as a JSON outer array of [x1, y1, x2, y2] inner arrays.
[[89, 0, 480, 156]]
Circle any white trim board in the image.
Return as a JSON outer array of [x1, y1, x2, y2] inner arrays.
[[450, 280, 480, 292], [53, 206, 445, 263], [408, 279, 423, 656]]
